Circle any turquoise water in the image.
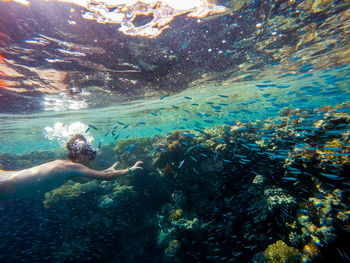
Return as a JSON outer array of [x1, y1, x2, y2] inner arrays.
[[1, 66, 349, 153], [1, 1, 350, 263]]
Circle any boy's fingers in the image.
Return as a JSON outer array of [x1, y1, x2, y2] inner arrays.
[[112, 162, 119, 168]]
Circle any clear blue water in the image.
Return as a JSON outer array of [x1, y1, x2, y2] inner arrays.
[[1, 66, 349, 154]]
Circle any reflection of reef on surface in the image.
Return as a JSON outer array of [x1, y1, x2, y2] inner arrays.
[[69, 0, 226, 38], [0, 103, 350, 262], [1, 0, 350, 113], [6, 0, 226, 38]]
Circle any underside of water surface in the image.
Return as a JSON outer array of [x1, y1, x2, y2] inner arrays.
[[0, 0, 350, 263]]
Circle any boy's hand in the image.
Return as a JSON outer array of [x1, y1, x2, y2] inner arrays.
[[104, 161, 119, 172], [129, 161, 143, 173]]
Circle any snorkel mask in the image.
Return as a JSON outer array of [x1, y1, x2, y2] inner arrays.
[[70, 138, 97, 161], [66, 134, 97, 161]]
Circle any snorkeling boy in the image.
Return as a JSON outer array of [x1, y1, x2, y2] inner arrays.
[[0, 134, 143, 199]]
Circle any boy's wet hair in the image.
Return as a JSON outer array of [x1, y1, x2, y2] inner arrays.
[[66, 134, 96, 162]]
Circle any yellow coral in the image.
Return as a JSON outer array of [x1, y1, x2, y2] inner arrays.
[[337, 210, 350, 222], [317, 138, 350, 166], [168, 209, 183, 222], [314, 119, 324, 129], [164, 239, 180, 257], [264, 240, 299, 263], [302, 242, 320, 263], [311, 0, 336, 13]]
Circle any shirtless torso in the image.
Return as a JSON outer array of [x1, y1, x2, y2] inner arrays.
[[0, 160, 143, 199]]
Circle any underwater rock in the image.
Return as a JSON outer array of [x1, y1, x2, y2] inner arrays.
[[44, 180, 102, 209], [97, 184, 136, 210]]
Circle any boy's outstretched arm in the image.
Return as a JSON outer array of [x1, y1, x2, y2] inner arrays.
[[67, 161, 143, 180]]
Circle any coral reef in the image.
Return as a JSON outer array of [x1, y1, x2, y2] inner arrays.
[[0, 150, 62, 170], [264, 188, 296, 211], [114, 135, 163, 170], [151, 103, 350, 263], [264, 240, 300, 263], [42, 178, 164, 263]]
